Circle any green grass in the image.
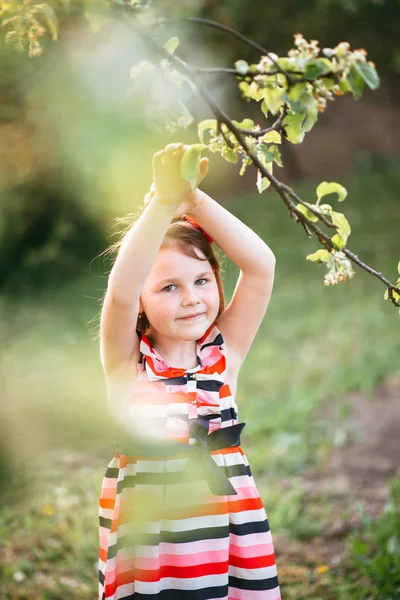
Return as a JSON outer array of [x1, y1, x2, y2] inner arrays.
[[1, 162, 400, 598]]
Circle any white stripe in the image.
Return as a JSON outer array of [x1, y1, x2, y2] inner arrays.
[[98, 558, 106, 572], [99, 507, 115, 520], [229, 530, 273, 546], [219, 398, 233, 411], [229, 475, 256, 488], [118, 512, 228, 535], [229, 507, 267, 525], [123, 463, 138, 476], [135, 573, 227, 593], [211, 451, 244, 467], [116, 537, 229, 558], [229, 564, 278, 580], [157, 513, 229, 533], [135, 461, 168, 473]]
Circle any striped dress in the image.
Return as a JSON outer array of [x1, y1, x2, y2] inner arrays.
[[98, 322, 281, 600]]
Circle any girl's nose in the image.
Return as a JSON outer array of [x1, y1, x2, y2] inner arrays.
[[182, 287, 201, 305]]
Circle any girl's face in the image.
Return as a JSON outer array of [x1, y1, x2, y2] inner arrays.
[[140, 246, 220, 341]]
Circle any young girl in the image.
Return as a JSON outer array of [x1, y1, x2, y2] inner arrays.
[[98, 142, 280, 599]]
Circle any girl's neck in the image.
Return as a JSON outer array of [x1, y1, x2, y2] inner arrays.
[[146, 331, 199, 370]]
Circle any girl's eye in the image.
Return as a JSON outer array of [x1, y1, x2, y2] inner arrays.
[[162, 279, 208, 292]]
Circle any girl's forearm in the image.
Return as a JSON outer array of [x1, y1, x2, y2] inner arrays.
[[107, 198, 177, 306], [189, 190, 276, 274]]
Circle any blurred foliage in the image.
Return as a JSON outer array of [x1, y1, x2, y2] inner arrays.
[[0, 175, 105, 294], [343, 472, 400, 599]]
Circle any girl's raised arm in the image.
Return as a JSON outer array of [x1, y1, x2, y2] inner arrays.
[[100, 143, 205, 376], [186, 189, 276, 369]]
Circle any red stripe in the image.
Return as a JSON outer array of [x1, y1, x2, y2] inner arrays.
[[99, 546, 108, 562], [99, 498, 115, 509], [229, 552, 277, 569], [135, 560, 229, 582], [219, 383, 231, 399]]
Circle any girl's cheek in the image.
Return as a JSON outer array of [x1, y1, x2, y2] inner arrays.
[[161, 295, 176, 311]]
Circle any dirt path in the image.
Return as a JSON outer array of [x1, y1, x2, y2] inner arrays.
[[274, 374, 400, 566]]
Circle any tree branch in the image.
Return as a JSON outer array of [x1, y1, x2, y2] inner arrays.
[[119, 8, 400, 308], [154, 16, 297, 85]]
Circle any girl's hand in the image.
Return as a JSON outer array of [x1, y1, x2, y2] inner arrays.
[[146, 143, 209, 209]]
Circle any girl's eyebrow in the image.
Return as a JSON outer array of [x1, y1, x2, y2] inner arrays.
[[158, 271, 212, 285]]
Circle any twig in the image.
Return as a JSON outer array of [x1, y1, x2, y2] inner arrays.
[[154, 16, 297, 85], [183, 65, 301, 78], [240, 112, 286, 137]]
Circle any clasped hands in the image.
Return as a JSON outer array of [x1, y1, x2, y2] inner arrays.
[[144, 143, 209, 219]]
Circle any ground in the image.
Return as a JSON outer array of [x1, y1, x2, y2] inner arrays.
[[274, 373, 400, 567]]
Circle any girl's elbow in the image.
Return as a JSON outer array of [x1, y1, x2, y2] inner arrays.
[[263, 249, 276, 271]]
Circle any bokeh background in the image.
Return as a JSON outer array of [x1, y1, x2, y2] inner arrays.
[[1, 1, 399, 598]]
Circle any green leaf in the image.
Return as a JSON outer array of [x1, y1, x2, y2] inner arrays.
[[291, 92, 319, 133], [222, 148, 238, 163], [180, 145, 204, 192], [238, 81, 251, 99], [390, 288, 400, 302], [198, 119, 217, 144], [256, 167, 272, 193], [306, 249, 331, 263], [338, 77, 352, 94], [259, 144, 282, 167], [164, 36, 180, 54], [262, 87, 284, 116], [249, 82, 264, 101], [353, 61, 380, 90], [331, 211, 351, 242], [260, 130, 282, 144], [331, 233, 346, 249], [287, 82, 308, 102], [303, 58, 332, 80], [232, 118, 255, 129], [277, 57, 300, 72], [317, 181, 348, 202], [303, 105, 318, 133], [296, 203, 319, 223], [347, 65, 365, 99], [283, 113, 306, 144], [321, 77, 336, 90], [235, 60, 249, 75], [384, 289, 389, 300], [239, 156, 252, 176]]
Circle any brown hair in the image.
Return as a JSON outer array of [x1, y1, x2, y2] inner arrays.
[[91, 206, 225, 340]]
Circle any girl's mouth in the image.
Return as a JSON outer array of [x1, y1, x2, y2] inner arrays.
[[179, 313, 205, 321]]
